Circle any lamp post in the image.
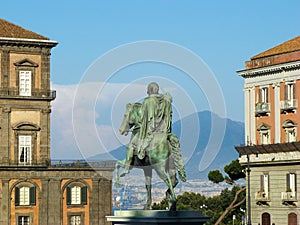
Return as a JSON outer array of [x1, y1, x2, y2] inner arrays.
[[247, 154, 252, 225]]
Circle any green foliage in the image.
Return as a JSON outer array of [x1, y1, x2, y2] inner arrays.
[[152, 188, 246, 225], [224, 159, 245, 181], [208, 170, 224, 183]]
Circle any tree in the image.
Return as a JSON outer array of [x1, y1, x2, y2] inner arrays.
[[208, 159, 246, 225]]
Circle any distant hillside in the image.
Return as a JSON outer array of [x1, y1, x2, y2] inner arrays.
[[89, 111, 244, 180]]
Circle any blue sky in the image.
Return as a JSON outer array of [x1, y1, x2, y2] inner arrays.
[[1, 1, 300, 159]]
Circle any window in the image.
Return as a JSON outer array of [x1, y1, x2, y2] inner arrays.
[[260, 174, 269, 198], [285, 83, 296, 101], [66, 186, 87, 205], [259, 87, 269, 103], [18, 216, 30, 225], [70, 215, 81, 225], [287, 128, 297, 143], [19, 187, 29, 205], [283, 120, 297, 143], [19, 135, 31, 165], [15, 186, 36, 206], [286, 173, 297, 194], [257, 123, 271, 145], [261, 131, 270, 145], [19, 71, 31, 96], [71, 186, 81, 205]]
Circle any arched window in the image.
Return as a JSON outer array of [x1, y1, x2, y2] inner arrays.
[[261, 212, 271, 225], [288, 212, 297, 225]]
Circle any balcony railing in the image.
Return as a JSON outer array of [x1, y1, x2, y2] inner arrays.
[[281, 99, 297, 113], [255, 191, 270, 201], [0, 89, 56, 100], [50, 160, 116, 168], [281, 191, 297, 202], [255, 102, 270, 116]]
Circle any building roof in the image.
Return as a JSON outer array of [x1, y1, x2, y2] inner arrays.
[[235, 142, 300, 155], [251, 36, 300, 59], [0, 18, 49, 40]]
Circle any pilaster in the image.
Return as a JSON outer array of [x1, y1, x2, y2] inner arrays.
[[0, 107, 11, 165]]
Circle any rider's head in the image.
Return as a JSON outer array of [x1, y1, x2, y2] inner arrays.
[[147, 82, 159, 96]]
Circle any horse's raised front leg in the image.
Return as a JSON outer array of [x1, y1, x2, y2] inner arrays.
[[115, 159, 126, 187], [143, 167, 152, 210]]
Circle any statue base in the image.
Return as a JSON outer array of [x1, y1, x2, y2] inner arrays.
[[106, 210, 210, 225]]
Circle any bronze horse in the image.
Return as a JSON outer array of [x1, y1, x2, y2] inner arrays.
[[115, 103, 186, 210]]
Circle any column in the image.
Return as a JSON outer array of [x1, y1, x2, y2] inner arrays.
[[0, 179, 10, 225], [0, 107, 11, 165], [90, 179, 100, 224], [274, 83, 281, 143], [48, 179, 62, 225], [244, 88, 250, 145], [250, 87, 256, 145]]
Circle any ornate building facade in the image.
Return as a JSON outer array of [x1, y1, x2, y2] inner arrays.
[[236, 36, 300, 225], [0, 19, 114, 225]]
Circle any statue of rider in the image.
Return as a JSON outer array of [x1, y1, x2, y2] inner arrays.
[[137, 82, 172, 159], [120, 82, 172, 177]]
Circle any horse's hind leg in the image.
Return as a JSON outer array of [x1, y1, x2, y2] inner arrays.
[[143, 167, 152, 210], [166, 162, 178, 209], [153, 162, 177, 211]]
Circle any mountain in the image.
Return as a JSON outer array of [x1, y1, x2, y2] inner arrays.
[[89, 110, 244, 180]]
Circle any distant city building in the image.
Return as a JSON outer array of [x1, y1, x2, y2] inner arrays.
[[236, 36, 300, 225], [0, 19, 114, 225]]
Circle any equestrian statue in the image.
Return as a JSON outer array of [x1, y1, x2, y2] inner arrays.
[[115, 82, 186, 211]]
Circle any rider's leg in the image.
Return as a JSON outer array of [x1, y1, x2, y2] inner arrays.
[[120, 145, 134, 177]]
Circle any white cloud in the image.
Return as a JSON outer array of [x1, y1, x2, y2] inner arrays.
[[50, 81, 201, 159]]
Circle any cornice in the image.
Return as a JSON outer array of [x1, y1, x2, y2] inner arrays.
[[0, 37, 58, 48], [237, 61, 300, 78]]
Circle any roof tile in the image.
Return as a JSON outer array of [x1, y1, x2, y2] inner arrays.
[[0, 18, 49, 40], [252, 36, 300, 59]]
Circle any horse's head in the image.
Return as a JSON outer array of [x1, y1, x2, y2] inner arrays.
[[119, 103, 141, 136]]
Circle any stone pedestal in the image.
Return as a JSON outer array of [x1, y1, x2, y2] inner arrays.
[[106, 210, 210, 225]]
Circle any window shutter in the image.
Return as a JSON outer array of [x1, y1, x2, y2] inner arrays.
[[260, 175, 264, 191], [66, 187, 71, 205], [15, 187, 20, 206], [81, 186, 87, 205], [294, 173, 297, 192], [258, 89, 262, 102], [293, 83, 296, 100], [266, 87, 269, 103], [284, 84, 288, 100], [30, 187, 36, 205], [287, 173, 290, 191]]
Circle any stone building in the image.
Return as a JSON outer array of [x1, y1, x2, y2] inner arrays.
[[236, 36, 300, 225], [0, 18, 114, 225]]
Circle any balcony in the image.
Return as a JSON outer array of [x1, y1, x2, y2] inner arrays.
[[281, 192, 297, 205], [255, 190, 270, 205], [0, 88, 56, 100], [281, 99, 297, 113], [255, 102, 270, 117]]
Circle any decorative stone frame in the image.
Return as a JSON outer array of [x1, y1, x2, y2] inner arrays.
[[257, 123, 271, 145], [282, 120, 297, 143], [15, 213, 33, 225], [13, 122, 40, 165], [14, 58, 38, 96]]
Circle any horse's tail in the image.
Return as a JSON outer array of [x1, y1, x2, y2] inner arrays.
[[169, 133, 187, 182]]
